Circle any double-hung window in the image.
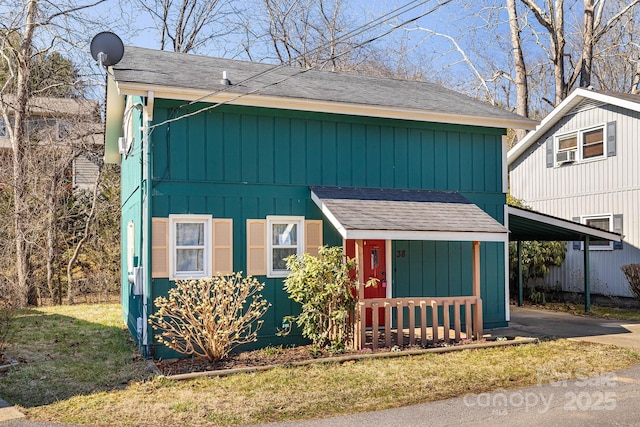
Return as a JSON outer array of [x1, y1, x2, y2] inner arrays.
[[581, 214, 613, 250], [169, 214, 211, 279], [267, 216, 304, 277], [582, 128, 604, 159], [555, 125, 606, 166]]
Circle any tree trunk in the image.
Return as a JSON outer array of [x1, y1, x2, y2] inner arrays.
[[507, 0, 529, 141], [580, 0, 595, 88], [632, 59, 640, 94], [11, 0, 38, 307], [46, 172, 60, 304], [552, 0, 567, 104]]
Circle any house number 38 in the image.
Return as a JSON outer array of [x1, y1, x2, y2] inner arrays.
[[396, 250, 406, 258]]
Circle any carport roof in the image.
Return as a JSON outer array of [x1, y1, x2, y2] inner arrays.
[[508, 205, 622, 242]]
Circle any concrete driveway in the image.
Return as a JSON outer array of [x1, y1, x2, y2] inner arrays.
[[502, 305, 640, 351], [259, 306, 640, 427]]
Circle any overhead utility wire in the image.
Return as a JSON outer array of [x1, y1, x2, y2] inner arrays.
[[183, 0, 432, 107], [148, 0, 451, 132], [179, 0, 432, 108]]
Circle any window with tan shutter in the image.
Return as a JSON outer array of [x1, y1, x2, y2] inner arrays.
[[212, 219, 233, 275], [246, 219, 267, 276], [305, 220, 323, 257], [169, 215, 211, 279], [152, 218, 169, 278], [267, 216, 304, 278]]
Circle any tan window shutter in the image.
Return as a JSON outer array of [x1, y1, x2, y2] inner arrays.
[[212, 219, 233, 275], [305, 220, 323, 257], [151, 218, 169, 278], [246, 219, 267, 276]]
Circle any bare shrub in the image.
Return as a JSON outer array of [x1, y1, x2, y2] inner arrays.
[[621, 264, 640, 301], [149, 274, 270, 361]]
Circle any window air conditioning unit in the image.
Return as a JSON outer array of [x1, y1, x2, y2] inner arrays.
[[556, 150, 576, 164]]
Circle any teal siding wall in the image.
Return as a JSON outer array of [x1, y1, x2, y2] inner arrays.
[[146, 100, 508, 357], [392, 240, 506, 328], [120, 98, 145, 348]]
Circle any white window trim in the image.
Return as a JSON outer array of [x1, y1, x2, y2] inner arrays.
[[555, 123, 607, 166], [267, 215, 304, 278], [169, 214, 212, 279], [581, 213, 613, 251]]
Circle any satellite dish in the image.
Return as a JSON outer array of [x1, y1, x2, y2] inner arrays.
[[90, 32, 124, 67]]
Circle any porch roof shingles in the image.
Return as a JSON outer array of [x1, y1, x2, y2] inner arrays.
[[310, 186, 507, 242]]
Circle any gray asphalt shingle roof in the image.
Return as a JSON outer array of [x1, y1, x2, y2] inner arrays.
[[310, 187, 507, 239], [112, 46, 534, 126]]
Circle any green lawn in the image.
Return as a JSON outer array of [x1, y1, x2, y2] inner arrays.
[[2, 303, 639, 426]]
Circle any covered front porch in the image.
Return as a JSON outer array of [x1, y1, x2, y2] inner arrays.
[[311, 186, 509, 350]]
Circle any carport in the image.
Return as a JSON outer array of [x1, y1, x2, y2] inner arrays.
[[508, 205, 623, 312]]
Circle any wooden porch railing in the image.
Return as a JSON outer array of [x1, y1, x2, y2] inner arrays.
[[353, 296, 483, 350]]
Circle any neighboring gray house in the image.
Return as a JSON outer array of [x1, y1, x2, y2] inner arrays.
[[508, 88, 640, 298], [0, 96, 102, 190]]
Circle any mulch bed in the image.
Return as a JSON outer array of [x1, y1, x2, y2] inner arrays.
[[154, 345, 368, 376], [153, 338, 489, 376]]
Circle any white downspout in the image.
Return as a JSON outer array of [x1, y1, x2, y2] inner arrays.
[[142, 91, 154, 355]]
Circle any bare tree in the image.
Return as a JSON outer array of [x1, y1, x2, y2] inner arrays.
[[507, 0, 529, 140], [518, 0, 640, 105], [258, 0, 361, 70], [0, 0, 106, 306], [137, 0, 241, 53]]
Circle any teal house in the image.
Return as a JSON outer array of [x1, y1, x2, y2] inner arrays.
[[104, 46, 536, 358]]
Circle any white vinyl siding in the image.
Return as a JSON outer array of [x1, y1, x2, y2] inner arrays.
[[509, 101, 640, 297], [73, 155, 100, 190]]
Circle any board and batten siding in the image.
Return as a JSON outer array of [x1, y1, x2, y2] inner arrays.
[[510, 103, 640, 297], [119, 99, 145, 347], [147, 100, 509, 356]]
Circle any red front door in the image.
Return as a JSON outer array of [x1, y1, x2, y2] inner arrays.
[[346, 239, 387, 327]]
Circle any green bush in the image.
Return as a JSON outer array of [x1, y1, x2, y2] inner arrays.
[[283, 246, 357, 353], [621, 264, 640, 302], [508, 194, 566, 301], [149, 274, 270, 361]]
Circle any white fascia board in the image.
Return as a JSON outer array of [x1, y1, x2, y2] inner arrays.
[[507, 91, 584, 164], [115, 81, 538, 130], [508, 206, 622, 242], [310, 192, 349, 239], [508, 88, 640, 165], [344, 229, 509, 243]]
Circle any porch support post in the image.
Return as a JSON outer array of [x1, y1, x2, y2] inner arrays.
[[356, 239, 365, 300], [354, 239, 365, 350], [517, 240, 523, 307], [472, 241, 483, 340], [584, 236, 591, 313]]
